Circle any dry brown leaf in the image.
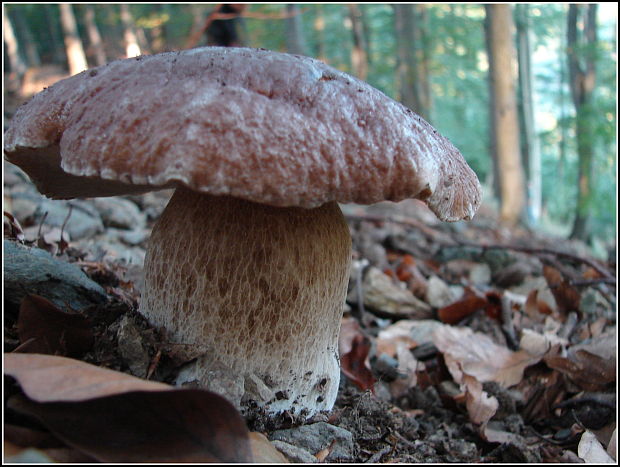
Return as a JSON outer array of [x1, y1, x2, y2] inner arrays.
[[249, 432, 288, 463], [432, 324, 541, 387], [375, 320, 418, 358], [524, 289, 553, 320], [341, 334, 376, 393], [5, 353, 170, 402], [462, 373, 498, 428], [544, 330, 616, 391], [16, 295, 93, 357], [437, 290, 487, 324], [543, 265, 581, 314], [5, 353, 252, 463]]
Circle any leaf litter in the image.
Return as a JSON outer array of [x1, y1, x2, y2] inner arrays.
[[3, 183, 616, 463]]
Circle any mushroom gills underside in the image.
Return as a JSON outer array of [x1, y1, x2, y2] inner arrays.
[[139, 187, 352, 416]]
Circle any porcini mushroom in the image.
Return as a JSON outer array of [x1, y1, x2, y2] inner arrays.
[[4, 47, 481, 416]]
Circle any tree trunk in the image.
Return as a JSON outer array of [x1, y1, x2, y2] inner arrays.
[[393, 4, 432, 121], [59, 3, 88, 75], [120, 4, 141, 57], [348, 4, 368, 80], [515, 4, 542, 226], [285, 4, 306, 55], [3, 6, 26, 85], [313, 4, 326, 61], [485, 4, 525, 226], [83, 5, 107, 66], [567, 5, 598, 241], [9, 7, 40, 67]]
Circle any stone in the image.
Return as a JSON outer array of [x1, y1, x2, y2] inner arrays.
[[3, 239, 108, 311], [270, 422, 355, 462]]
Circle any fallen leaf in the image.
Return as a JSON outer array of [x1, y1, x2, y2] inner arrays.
[[248, 432, 288, 463], [432, 324, 541, 387], [524, 289, 554, 319], [16, 294, 93, 357], [437, 291, 487, 324], [543, 265, 581, 314], [5, 353, 252, 463], [341, 334, 376, 393], [376, 320, 418, 358], [462, 373, 498, 428]]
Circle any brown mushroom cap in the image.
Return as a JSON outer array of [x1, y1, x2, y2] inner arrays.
[[4, 47, 481, 221]]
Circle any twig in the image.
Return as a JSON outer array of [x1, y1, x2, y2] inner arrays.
[[344, 212, 615, 282], [365, 444, 393, 463], [457, 241, 615, 283]]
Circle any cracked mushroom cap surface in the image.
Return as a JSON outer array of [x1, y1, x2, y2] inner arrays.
[[4, 46, 481, 221]]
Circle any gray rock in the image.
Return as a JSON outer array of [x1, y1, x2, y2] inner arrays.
[[3, 240, 108, 311], [271, 440, 318, 463], [93, 197, 146, 230], [34, 198, 104, 240], [270, 422, 355, 462]]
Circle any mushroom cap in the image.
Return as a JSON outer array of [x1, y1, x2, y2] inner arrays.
[[4, 47, 481, 221]]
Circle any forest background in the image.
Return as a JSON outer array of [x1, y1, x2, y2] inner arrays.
[[3, 3, 618, 256]]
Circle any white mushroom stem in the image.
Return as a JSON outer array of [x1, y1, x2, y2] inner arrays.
[[140, 186, 352, 416]]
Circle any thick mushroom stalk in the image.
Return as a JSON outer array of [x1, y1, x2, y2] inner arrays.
[[140, 187, 351, 416]]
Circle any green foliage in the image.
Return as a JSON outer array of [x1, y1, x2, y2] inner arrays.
[[4, 3, 616, 243]]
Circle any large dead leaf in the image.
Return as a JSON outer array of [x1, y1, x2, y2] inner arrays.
[[16, 294, 93, 357], [5, 353, 252, 463], [544, 330, 616, 391], [432, 324, 541, 387]]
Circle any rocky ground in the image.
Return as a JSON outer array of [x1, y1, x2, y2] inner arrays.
[[4, 153, 616, 462]]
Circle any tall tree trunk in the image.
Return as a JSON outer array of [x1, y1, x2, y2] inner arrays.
[[484, 9, 500, 198], [285, 4, 306, 55], [485, 4, 525, 226], [9, 7, 40, 67], [59, 3, 88, 75], [83, 5, 107, 66], [348, 4, 368, 80], [3, 6, 26, 87], [515, 4, 542, 226], [393, 4, 431, 121], [313, 4, 326, 61], [120, 4, 141, 57], [44, 4, 66, 64], [568, 4, 598, 242]]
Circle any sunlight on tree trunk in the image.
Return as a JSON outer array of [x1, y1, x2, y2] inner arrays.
[[485, 4, 525, 227], [120, 4, 141, 58], [348, 4, 368, 81], [3, 7, 26, 81], [393, 4, 432, 122], [516, 4, 542, 227], [285, 4, 306, 55], [83, 5, 107, 66], [59, 3, 88, 75]]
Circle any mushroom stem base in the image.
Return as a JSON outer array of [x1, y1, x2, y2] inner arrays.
[[140, 187, 352, 416]]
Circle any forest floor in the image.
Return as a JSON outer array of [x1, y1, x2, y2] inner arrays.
[[3, 82, 617, 463], [4, 162, 616, 463]]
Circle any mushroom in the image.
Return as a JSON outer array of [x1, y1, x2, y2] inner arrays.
[[4, 47, 482, 417]]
